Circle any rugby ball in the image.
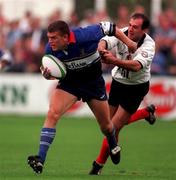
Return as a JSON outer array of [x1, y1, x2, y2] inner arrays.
[[42, 54, 67, 79]]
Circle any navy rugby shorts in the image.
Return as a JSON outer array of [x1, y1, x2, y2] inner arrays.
[[57, 76, 107, 102], [108, 79, 149, 114]]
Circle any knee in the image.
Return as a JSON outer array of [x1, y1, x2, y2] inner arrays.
[[101, 122, 113, 135], [46, 108, 62, 127]]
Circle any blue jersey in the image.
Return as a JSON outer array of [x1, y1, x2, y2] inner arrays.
[[45, 24, 104, 83]]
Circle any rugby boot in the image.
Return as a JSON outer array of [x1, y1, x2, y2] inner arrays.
[[89, 161, 103, 175], [145, 104, 156, 125], [27, 155, 44, 174], [106, 128, 121, 164]]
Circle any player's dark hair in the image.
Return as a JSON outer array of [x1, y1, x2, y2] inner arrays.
[[47, 20, 70, 36], [130, 13, 150, 30]]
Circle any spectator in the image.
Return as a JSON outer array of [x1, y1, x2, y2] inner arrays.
[[68, 11, 80, 29], [95, 9, 111, 22], [153, 12, 176, 57], [115, 4, 129, 28], [134, 4, 145, 14], [165, 7, 176, 29], [19, 10, 33, 33], [47, 9, 62, 24], [30, 16, 47, 53], [80, 9, 96, 27], [7, 38, 26, 72], [0, 48, 12, 71], [151, 48, 167, 75], [166, 41, 176, 76], [6, 20, 23, 50]]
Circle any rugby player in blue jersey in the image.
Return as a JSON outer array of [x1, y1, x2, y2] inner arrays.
[[27, 20, 137, 174]]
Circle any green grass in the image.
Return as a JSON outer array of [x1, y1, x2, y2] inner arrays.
[[0, 115, 176, 180]]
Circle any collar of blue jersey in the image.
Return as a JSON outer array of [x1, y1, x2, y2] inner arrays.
[[68, 31, 76, 44], [124, 30, 146, 48]]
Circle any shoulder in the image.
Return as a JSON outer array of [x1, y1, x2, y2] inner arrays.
[[144, 34, 155, 46], [139, 34, 155, 52], [72, 24, 103, 43], [72, 24, 101, 34]]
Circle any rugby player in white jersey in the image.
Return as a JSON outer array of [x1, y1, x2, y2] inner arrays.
[[89, 13, 156, 175]]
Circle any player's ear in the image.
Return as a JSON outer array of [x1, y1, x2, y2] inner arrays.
[[63, 34, 69, 41]]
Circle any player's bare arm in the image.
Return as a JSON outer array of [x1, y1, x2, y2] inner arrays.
[[101, 51, 142, 72], [99, 21, 137, 52], [115, 27, 137, 53]]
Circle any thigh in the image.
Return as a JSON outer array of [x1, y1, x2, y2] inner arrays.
[[49, 88, 78, 116], [109, 104, 119, 119]]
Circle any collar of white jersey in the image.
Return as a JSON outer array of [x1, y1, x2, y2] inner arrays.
[[124, 30, 146, 48]]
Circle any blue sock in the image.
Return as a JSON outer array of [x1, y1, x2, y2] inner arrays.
[[38, 128, 56, 163]]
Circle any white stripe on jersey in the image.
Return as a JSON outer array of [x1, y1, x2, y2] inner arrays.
[[64, 51, 100, 70]]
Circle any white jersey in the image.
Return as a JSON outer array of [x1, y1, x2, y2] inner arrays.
[[102, 27, 155, 85]]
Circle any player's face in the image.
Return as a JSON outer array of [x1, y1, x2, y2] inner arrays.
[[47, 31, 69, 51], [128, 18, 144, 42]]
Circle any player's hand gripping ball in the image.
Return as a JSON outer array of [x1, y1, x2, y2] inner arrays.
[[41, 55, 67, 80]]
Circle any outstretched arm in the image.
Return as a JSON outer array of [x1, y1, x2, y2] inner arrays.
[[114, 27, 137, 52], [99, 22, 137, 52]]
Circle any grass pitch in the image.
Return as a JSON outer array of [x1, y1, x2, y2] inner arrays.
[[0, 115, 175, 180]]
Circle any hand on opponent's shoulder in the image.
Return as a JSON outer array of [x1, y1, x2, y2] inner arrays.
[[99, 21, 116, 36], [100, 21, 137, 53]]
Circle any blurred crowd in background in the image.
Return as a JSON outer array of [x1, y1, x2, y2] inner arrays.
[[0, 4, 176, 76]]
